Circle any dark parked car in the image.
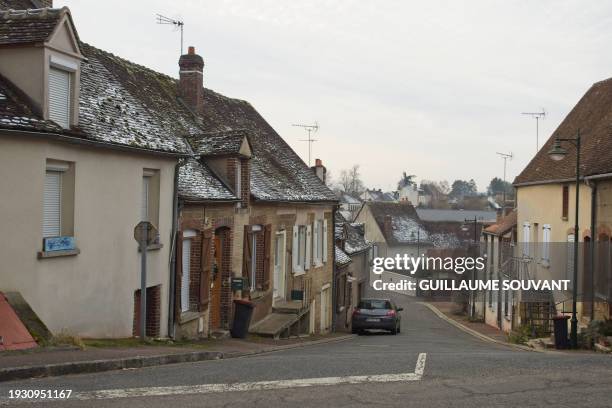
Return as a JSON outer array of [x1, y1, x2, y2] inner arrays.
[[351, 298, 402, 335]]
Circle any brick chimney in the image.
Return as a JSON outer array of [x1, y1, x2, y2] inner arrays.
[[383, 215, 393, 238], [178, 46, 204, 114], [311, 158, 326, 183]]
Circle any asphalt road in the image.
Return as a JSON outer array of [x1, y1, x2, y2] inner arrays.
[[1, 292, 611, 407]]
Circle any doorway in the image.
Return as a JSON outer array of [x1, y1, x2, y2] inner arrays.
[[320, 285, 330, 333], [210, 233, 223, 330], [273, 231, 286, 301]]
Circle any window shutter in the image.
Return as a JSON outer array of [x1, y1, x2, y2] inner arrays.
[[43, 171, 62, 237], [141, 176, 150, 221], [313, 221, 320, 263], [200, 229, 213, 310], [48, 67, 71, 128], [522, 222, 530, 256], [242, 225, 252, 288], [322, 219, 328, 263], [181, 238, 192, 312], [305, 224, 312, 270], [175, 231, 183, 317], [263, 224, 272, 290], [292, 226, 299, 273], [562, 185, 569, 219]]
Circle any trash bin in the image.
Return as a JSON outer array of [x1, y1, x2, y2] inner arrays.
[[552, 315, 570, 349], [231, 299, 255, 339]]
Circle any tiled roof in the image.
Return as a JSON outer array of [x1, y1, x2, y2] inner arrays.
[[0, 8, 60, 46], [343, 222, 371, 255], [178, 158, 237, 202], [483, 210, 516, 236], [514, 78, 612, 185], [0, 74, 62, 132], [0, 1, 37, 11], [335, 246, 351, 267], [194, 89, 337, 203], [190, 129, 248, 157], [366, 202, 430, 246]]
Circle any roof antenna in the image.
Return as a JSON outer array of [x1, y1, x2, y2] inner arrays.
[[496, 151, 513, 206], [156, 14, 184, 55], [521, 109, 546, 152], [292, 122, 319, 166]]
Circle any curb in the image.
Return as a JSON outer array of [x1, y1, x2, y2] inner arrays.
[[0, 334, 355, 383], [417, 302, 538, 353]]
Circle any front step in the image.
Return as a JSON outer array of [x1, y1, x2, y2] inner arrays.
[[272, 300, 305, 314], [209, 329, 230, 339], [250, 305, 310, 339]]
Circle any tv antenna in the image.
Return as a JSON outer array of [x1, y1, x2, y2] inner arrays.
[[522, 109, 546, 152], [292, 122, 319, 166], [496, 151, 513, 206], [156, 14, 184, 55]]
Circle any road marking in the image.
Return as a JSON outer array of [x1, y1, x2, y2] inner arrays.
[[0, 353, 427, 404]]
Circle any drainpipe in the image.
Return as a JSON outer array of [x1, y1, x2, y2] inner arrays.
[[589, 181, 597, 321], [168, 159, 184, 339]]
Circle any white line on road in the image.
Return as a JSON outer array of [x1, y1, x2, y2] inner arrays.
[[0, 353, 427, 404]]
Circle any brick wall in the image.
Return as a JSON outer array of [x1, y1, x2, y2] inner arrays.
[[132, 285, 161, 338]]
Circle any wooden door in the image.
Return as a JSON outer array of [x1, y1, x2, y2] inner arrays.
[[210, 235, 223, 329]]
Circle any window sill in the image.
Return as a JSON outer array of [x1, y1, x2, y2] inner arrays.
[[37, 248, 80, 259], [137, 243, 164, 252], [293, 269, 306, 277]]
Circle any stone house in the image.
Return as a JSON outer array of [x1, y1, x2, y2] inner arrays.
[[514, 74, 612, 328]]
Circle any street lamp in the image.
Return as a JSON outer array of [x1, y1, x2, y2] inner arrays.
[[548, 129, 581, 349], [462, 216, 479, 318]]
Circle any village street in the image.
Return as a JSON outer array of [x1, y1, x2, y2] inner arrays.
[[1, 293, 610, 408]]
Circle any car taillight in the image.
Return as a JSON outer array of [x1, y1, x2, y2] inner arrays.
[[352, 309, 361, 317], [386, 310, 396, 317]]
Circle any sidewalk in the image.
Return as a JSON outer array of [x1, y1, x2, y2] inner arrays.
[[420, 301, 533, 351], [0, 334, 353, 382]]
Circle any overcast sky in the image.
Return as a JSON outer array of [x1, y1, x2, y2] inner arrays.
[[62, 0, 612, 192]]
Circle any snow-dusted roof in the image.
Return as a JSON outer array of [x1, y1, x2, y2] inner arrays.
[[178, 158, 237, 202], [191, 129, 249, 157], [366, 202, 430, 246], [343, 223, 371, 255], [335, 246, 351, 267]]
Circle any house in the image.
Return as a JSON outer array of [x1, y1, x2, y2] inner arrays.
[[0, 2, 338, 341], [334, 212, 371, 332], [0, 5, 190, 338], [480, 209, 517, 333], [337, 191, 362, 221], [416, 209, 496, 247], [397, 181, 419, 205], [514, 74, 612, 327], [361, 188, 397, 203], [355, 202, 432, 276]]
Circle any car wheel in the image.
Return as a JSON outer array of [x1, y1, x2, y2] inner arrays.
[[391, 326, 398, 335], [397, 325, 401, 334]]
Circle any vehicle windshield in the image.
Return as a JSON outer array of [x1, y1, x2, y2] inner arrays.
[[358, 300, 391, 310]]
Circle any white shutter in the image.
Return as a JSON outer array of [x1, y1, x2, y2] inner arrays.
[[48, 68, 71, 128], [43, 171, 62, 237], [542, 225, 551, 261], [313, 221, 320, 264], [305, 224, 312, 270], [141, 176, 150, 221], [292, 226, 299, 273], [322, 219, 328, 263], [522, 222, 530, 256], [235, 161, 241, 198], [181, 239, 191, 312]]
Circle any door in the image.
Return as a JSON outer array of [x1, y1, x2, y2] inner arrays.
[[181, 238, 191, 312], [320, 286, 330, 333], [273, 231, 286, 300], [210, 235, 223, 329]]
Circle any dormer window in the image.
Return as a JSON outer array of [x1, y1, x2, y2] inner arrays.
[[49, 67, 71, 128], [48, 55, 79, 129]]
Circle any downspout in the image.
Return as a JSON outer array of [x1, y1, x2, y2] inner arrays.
[[168, 159, 184, 339], [589, 181, 597, 321]]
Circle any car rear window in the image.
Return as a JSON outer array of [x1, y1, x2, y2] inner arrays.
[[358, 300, 391, 309]]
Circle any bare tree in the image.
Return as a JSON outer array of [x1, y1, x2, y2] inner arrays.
[[338, 164, 365, 197]]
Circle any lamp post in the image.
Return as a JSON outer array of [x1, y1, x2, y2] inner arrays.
[[462, 216, 479, 318], [548, 129, 581, 349]]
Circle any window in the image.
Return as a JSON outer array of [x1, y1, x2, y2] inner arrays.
[[542, 224, 551, 263], [251, 230, 258, 291], [313, 219, 327, 265], [242, 225, 271, 292], [566, 234, 575, 287], [292, 224, 312, 274], [43, 160, 74, 239], [562, 185, 569, 220], [235, 160, 242, 201], [141, 169, 160, 227], [522, 222, 530, 257], [48, 67, 71, 128]]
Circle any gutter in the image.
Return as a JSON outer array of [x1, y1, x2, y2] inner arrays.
[[588, 180, 597, 322], [1, 128, 189, 158], [514, 171, 612, 187], [331, 207, 338, 332]]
